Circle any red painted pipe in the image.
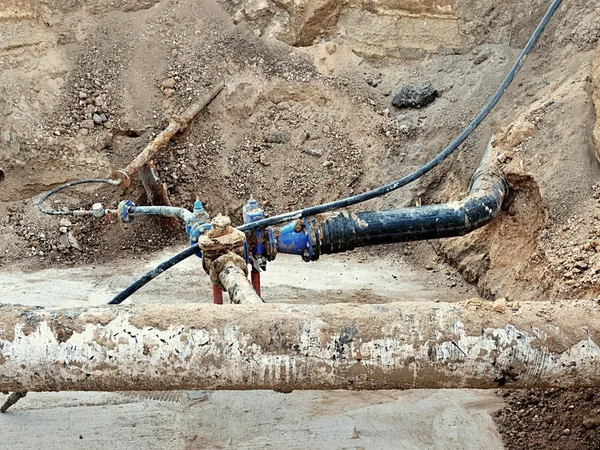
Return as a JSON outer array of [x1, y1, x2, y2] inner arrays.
[[251, 269, 261, 297], [212, 286, 223, 305]]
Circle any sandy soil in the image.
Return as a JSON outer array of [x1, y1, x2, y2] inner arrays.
[[1, 390, 504, 450], [2, 0, 600, 448]]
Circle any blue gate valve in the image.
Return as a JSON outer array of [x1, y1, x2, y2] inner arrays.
[[186, 199, 211, 256], [243, 198, 271, 271]]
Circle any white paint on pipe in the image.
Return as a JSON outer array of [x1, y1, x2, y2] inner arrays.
[[0, 301, 598, 391]]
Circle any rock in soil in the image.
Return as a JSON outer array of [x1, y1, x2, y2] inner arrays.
[[392, 82, 437, 109]]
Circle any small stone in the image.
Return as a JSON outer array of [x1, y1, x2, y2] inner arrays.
[[497, 153, 507, 163], [562, 429, 571, 435], [162, 78, 176, 89], [67, 231, 81, 250], [59, 233, 70, 248], [583, 417, 600, 429], [100, 114, 107, 123], [80, 120, 95, 130], [59, 218, 72, 227], [92, 113, 103, 125], [59, 226, 68, 234], [306, 128, 323, 141], [473, 53, 490, 65], [325, 41, 337, 54], [164, 88, 175, 98], [323, 160, 333, 168], [303, 148, 324, 157], [79, 92, 88, 99], [265, 130, 289, 144], [392, 82, 438, 109]]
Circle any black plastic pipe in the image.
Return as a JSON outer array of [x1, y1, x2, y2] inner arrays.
[[316, 150, 508, 255]]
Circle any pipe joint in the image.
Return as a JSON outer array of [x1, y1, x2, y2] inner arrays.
[[276, 218, 321, 261]]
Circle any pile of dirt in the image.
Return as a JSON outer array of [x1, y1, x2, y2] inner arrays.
[[496, 389, 600, 450]]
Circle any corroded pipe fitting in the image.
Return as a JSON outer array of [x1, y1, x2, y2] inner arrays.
[[199, 214, 247, 290]]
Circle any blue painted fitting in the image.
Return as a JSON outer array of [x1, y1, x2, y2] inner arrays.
[[185, 199, 211, 255], [243, 198, 263, 223], [243, 198, 268, 265], [193, 199, 205, 215], [119, 200, 135, 223], [266, 227, 277, 259], [277, 221, 310, 258]]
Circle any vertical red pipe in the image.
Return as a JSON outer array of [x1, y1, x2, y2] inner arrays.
[[251, 269, 261, 297], [213, 286, 223, 305]]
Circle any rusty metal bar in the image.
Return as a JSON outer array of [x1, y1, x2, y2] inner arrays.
[[0, 300, 598, 392], [111, 81, 224, 188]]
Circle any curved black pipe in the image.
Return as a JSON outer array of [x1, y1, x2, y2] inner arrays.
[[317, 152, 508, 255]]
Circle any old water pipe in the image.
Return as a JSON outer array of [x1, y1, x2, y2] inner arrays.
[[110, 81, 224, 189], [0, 300, 598, 392]]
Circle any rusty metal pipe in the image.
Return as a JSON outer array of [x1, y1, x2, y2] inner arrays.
[[111, 81, 224, 188], [0, 391, 26, 413], [1, 300, 599, 392]]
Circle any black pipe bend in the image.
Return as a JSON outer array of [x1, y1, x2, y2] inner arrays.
[[318, 159, 508, 255]]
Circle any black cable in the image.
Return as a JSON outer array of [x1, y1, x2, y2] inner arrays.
[[38, 178, 118, 216], [108, 0, 563, 304], [108, 245, 198, 304]]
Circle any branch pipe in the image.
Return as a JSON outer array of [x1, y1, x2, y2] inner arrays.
[[110, 81, 224, 188], [218, 262, 264, 304]]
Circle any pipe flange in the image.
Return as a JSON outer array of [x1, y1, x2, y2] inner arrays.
[[199, 215, 246, 262], [118, 200, 135, 223], [110, 169, 131, 189]]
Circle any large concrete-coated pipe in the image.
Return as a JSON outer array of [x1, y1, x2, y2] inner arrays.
[[0, 301, 598, 392]]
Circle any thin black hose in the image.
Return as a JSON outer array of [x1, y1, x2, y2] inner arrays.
[[108, 245, 198, 304], [108, 0, 562, 304], [38, 178, 118, 216]]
